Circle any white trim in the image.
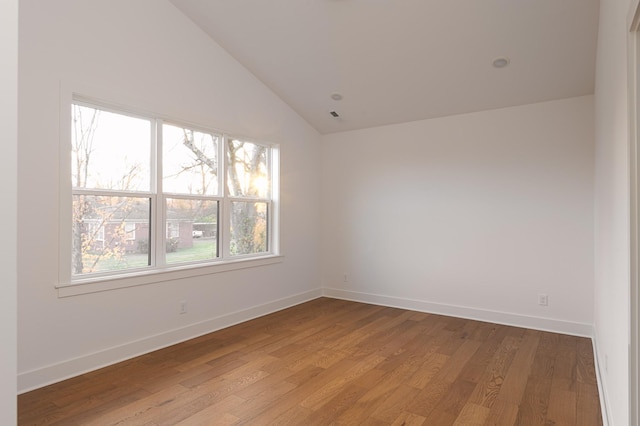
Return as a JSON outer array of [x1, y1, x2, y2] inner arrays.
[[56, 255, 284, 297], [61, 94, 281, 290], [629, 0, 640, 32], [629, 4, 640, 425], [0, 0, 18, 422], [593, 332, 612, 426], [322, 288, 593, 337], [58, 85, 73, 290], [271, 145, 281, 255], [18, 288, 322, 394]]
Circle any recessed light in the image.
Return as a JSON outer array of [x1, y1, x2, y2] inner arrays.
[[492, 57, 510, 68], [330, 92, 343, 101]]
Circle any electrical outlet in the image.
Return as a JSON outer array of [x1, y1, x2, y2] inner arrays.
[[343, 274, 348, 283], [538, 293, 548, 306], [180, 300, 187, 314]]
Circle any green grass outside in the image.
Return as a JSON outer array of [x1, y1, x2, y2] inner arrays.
[[83, 239, 218, 273], [166, 238, 217, 264]]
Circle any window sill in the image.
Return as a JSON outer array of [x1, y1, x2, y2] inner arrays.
[[56, 255, 284, 298]]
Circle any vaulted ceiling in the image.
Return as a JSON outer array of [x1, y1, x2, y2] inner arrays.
[[170, 0, 600, 134]]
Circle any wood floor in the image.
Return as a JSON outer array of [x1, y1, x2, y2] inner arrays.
[[18, 298, 602, 425]]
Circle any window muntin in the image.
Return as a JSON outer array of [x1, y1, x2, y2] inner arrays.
[[69, 100, 276, 281]]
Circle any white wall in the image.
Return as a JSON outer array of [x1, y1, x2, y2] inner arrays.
[[1, 0, 18, 422], [593, 0, 633, 424], [18, 4, 626, 425], [18, 0, 321, 392], [321, 96, 595, 335]]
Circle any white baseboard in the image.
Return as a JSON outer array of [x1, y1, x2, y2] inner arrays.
[[591, 331, 611, 426], [322, 287, 593, 337], [18, 288, 322, 394]]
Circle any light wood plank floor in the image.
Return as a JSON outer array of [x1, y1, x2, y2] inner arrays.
[[18, 298, 602, 425]]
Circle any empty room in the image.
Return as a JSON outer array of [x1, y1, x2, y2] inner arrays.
[[3, 0, 640, 424]]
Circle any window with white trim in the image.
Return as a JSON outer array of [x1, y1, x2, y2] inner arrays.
[[69, 99, 278, 280]]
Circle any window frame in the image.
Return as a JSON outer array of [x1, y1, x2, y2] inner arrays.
[[223, 137, 274, 260], [57, 94, 281, 297]]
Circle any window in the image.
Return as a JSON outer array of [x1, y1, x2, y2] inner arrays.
[[227, 138, 271, 256], [68, 99, 278, 282], [124, 223, 136, 241], [89, 222, 105, 242]]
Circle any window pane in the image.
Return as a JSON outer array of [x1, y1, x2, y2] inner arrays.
[[166, 198, 218, 264], [163, 124, 219, 196], [230, 201, 268, 256], [226, 139, 269, 198], [72, 195, 151, 275], [72, 104, 151, 191]]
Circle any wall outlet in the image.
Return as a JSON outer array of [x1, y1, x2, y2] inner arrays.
[[343, 274, 348, 283], [180, 300, 187, 314], [538, 293, 548, 306]]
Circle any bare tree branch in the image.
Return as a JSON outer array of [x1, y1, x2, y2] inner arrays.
[[182, 129, 217, 172]]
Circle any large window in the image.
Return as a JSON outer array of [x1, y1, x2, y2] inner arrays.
[[69, 100, 278, 281]]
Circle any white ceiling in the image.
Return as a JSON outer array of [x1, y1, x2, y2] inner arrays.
[[169, 0, 600, 134]]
